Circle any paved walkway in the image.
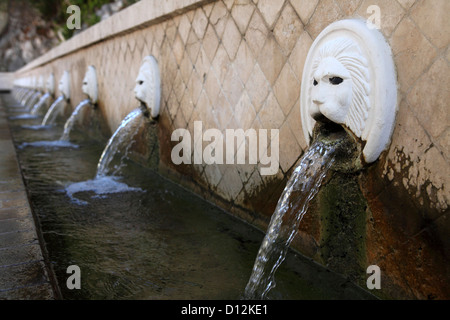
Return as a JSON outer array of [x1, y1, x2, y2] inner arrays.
[[0, 93, 55, 299]]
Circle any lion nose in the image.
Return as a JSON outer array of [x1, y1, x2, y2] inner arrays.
[[312, 98, 324, 105], [312, 86, 325, 106]]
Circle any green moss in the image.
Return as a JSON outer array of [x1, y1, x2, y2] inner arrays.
[[144, 119, 160, 170], [0, 0, 8, 12], [29, 0, 140, 40], [317, 171, 368, 286]]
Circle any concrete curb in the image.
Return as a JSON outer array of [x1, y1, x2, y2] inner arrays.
[[0, 93, 56, 300]]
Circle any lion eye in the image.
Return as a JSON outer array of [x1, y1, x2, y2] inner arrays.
[[313, 79, 318, 86], [138, 80, 144, 85], [329, 77, 343, 85]]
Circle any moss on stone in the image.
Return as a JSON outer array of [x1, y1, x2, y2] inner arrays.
[[317, 171, 368, 286]]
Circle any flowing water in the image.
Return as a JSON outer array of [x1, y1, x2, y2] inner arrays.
[[20, 90, 35, 106], [96, 108, 143, 178], [8, 113, 39, 120], [27, 91, 42, 110], [3, 93, 374, 300], [42, 95, 65, 125], [60, 99, 91, 141], [31, 92, 51, 115], [244, 137, 346, 299]]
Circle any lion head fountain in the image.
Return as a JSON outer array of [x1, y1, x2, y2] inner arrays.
[[134, 55, 161, 119], [244, 20, 398, 299], [301, 19, 397, 166], [82, 65, 98, 105]]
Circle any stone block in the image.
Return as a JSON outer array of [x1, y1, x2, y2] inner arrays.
[[390, 17, 437, 93], [231, 0, 255, 34], [411, 0, 450, 49], [273, 3, 304, 55], [256, 35, 286, 86], [407, 57, 449, 139], [290, 0, 319, 25], [273, 62, 300, 116], [257, 0, 285, 29]]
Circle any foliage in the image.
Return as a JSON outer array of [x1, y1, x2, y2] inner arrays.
[[0, 0, 8, 11], [30, 0, 140, 40]]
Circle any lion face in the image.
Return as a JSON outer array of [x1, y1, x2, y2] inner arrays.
[[82, 66, 98, 103], [300, 20, 397, 164], [134, 64, 149, 107], [310, 56, 352, 125], [133, 56, 160, 119], [309, 38, 370, 139]]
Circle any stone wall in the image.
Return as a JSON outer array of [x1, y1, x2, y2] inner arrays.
[[14, 0, 449, 299]]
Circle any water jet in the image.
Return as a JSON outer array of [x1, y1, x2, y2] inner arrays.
[[17, 76, 36, 107], [66, 56, 161, 203], [31, 73, 55, 115], [60, 66, 98, 141], [42, 71, 70, 126], [97, 56, 161, 178], [25, 75, 44, 110]]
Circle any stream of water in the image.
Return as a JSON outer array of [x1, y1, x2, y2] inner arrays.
[[42, 95, 65, 125], [96, 108, 144, 177], [244, 137, 346, 299], [31, 92, 51, 115], [60, 99, 91, 141]]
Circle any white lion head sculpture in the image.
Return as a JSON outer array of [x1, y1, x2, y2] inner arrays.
[[134, 55, 161, 119], [300, 19, 397, 164], [58, 71, 70, 101], [82, 65, 98, 104], [309, 37, 370, 139]]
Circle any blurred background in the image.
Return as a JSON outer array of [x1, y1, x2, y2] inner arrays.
[[0, 0, 140, 72]]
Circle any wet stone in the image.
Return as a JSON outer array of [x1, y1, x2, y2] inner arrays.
[[0, 243, 44, 266], [0, 230, 39, 248], [0, 180, 25, 193], [0, 197, 29, 209], [0, 207, 32, 220], [0, 191, 28, 201], [0, 283, 54, 300], [0, 218, 34, 234], [0, 95, 55, 300], [0, 261, 49, 291]]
